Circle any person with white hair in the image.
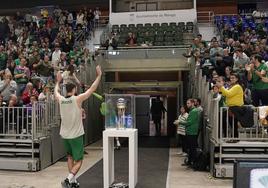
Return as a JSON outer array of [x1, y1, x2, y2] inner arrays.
[[22, 82, 39, 105], [0, 71, 17, 102]]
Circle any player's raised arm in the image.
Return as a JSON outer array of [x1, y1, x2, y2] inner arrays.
[[54, 71, 63, 101], [77, 65, 102, 105]]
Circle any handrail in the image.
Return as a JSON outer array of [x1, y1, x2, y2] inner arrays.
[[197, 11, 215, 25]]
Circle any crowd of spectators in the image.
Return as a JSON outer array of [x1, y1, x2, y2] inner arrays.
[[0, 6, 101, 108], [174, 13, 268, 169], [187, 14, 268, 108]]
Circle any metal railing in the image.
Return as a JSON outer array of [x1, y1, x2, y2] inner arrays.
[[0, 100, 59, 140], [102, 47, 189, 60], [190, 58, 268, 144], [197, 11, 215, 25]]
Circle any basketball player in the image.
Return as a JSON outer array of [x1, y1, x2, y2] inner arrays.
[[54, 65, 102, 188]]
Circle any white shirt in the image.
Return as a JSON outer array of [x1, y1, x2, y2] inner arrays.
[[52, 50, 61, 65], [59, 96, 84, 139]]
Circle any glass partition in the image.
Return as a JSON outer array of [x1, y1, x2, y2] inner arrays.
[[106, 48, 186, 59], [105, 94, 136, 129]]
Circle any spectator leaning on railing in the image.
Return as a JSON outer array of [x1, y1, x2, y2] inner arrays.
[[216, 73, 244, 139]]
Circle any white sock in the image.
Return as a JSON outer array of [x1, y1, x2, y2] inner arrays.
[[67, 173, 74, 183]]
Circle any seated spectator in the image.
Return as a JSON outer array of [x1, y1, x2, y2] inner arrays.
[[233, 48, 250, 71], [197, 34, 208, 48], [0, 94, 7, 107], [6, 60, 16, 76], [142, 32, 153, 47], [0, 72, 17, 102], [103, 33, 118, 50], [0, 45, 7, 72], [210, 41, 224, 66], [216, 49, 234, 75], [125, 32, 137, 46], [224, 66, 233, 83], [22, 82, 39, 105], [38, 86, 52, 101]]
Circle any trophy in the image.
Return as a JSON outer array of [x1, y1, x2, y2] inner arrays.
[[116, 98, 126, 129]]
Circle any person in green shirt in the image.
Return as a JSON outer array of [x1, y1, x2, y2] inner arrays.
[[181, 98, 199, 166], [246, 54, 268, 106]]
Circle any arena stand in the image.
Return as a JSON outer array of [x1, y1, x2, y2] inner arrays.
[[0, 6, 104, 171], [187, 13, 268, 177]]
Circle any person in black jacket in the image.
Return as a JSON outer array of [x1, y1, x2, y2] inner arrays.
[[150, 96, 167, 136]]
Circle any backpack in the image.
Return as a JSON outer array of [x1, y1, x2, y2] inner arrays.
[[192, 149, 210, 171]]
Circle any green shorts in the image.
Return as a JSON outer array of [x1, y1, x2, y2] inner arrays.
[[63, 135, 84, 161]]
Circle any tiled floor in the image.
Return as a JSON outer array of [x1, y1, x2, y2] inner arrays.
[[0, 143, 232, 188]]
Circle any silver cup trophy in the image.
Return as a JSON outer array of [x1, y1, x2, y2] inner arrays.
[[116, 98, 126, 129]]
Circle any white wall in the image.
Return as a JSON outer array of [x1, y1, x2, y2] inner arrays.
[[110, 9, 197, 25]]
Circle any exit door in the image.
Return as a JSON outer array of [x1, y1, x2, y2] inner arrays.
[[135, 95, 150, 136]]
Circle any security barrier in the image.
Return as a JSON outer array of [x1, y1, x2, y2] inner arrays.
[[0, 100, 59, 139]]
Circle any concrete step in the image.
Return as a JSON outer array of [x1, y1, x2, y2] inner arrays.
[[0, 148, 39, 153], [0, 157, 39, 171]]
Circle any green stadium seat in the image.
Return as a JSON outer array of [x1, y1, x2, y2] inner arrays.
[[155, 36, 164, 42], [136, 24, 143, 28], [170, 22, 177, 27], [144, 23, 152, 27], [153, 23, 160, 27], [128, 24, 135, 28], [161, 23, 168, 27], [120, 24, 127, 28]]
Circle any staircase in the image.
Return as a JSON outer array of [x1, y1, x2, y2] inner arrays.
[[0, 138, 40, 171], [212, 141, 268, 177]]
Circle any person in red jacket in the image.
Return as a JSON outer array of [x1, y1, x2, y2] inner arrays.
[[22, 82, 39, 104]]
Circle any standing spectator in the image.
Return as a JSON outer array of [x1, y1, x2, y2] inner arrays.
[[33, 55, 53, 84], [94, 7, 101, 28], [67, 12, 74, 26], [181, 99, 199, 166], [22, 82, 39, 105], [173, 106, 189, 156], [62, 65, 81, 96], [52, 44, 62, 74], [150, 96, 167, 136], [216, 73, 244, 139], [14, 57, 30, 96], [0, 45, 7, 71], [246, 54, 268, 106], [0, 72, 17, 102], [76, 10, 84, 28]]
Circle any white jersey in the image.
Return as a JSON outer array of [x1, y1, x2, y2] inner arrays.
[[59, 96, 84, 139]]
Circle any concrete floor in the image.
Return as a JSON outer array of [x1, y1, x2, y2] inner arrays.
[[167, 148, 232, 188], [0, 143, 232, 188]]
